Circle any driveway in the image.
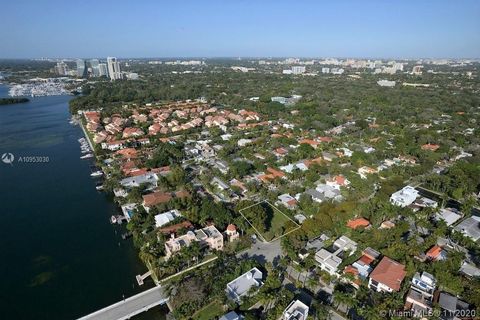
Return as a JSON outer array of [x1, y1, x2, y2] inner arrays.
[[236, 239, 282, 265]]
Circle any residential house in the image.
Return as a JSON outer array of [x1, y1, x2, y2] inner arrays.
[[219, 311, 243, 320], [142, 190, 190, 211], [164, 225, 223, 260], [283, 300, 309, 320], [213, 160, 230, 174], [278, 194, 298, 209], [436, 208, 462, 227], [454, 216, 480, 241], [158, 221, 193, 235], [299, 139, 319, 149], [274, 147, 289, 157], [280, 162, 308, 173], [426, 245, 447, 261], [326, 175, 350, 190], [405, 272, 437, 317], [345, 247, 380, 288], [212, 177, 230, 191], [459, 261, 480, 278], [226, 224, 239, 242], [321, 152, 337, 162], [368, 257, 406, 293], [142, 192, 172, 211], [438, 292, 470, 320], [358, 166, 377, 179], [421, 144, 440, 151], [347, 218, 371, 230], [102, 140, 126, 151], [307, 184, 343, 203], [154, 209, 181, 228], [120, 171, 158, 189], [390, 186, 419, 207], [315, 236, 357, 276], [122, 127, 144, 139], [257, 167, 286, 183], [226, 267, 263, 303], [121, 203, 137, 222], [299, 234, 329, 260]]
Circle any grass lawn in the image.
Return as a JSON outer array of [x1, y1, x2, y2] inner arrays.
[[240, 200, 300, 242], [192, 300, 225, 320]]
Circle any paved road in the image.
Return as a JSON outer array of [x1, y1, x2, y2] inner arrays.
[[78, 285, 168, 320], [236, 239, 282, 264], [329, 310, 347, 320]]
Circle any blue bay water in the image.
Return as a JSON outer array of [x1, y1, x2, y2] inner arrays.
[[0, 85, 167, 319]]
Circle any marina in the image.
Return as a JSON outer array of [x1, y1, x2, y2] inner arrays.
[[8, 78, 74, 97]]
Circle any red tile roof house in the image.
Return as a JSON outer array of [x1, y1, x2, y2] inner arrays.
[[122, 127, 144, 139], [425, 245, 447, 261], [421, 143, 440, 151], [299, 139, 320, 149], [274, 147, 289, 157], [318, 136, 333, 143], [347, 218, 371, 230], [257, 167, 286, 183], [142, 190, 190, 212], [368, 257, 406, 293]]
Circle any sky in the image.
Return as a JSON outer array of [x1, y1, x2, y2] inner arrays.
[[1, 0, 479, 59]]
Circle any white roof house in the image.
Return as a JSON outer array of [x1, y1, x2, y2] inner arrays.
[[280, 162, 309, 173], [315, 236, 357, 276], [390, 186, 419, 207], [435, 208, 462, 226], [460, 261, 480, 278], [119, 172, 159, 189], [226, 267, 263, 303], [283, 300, 309, 320], [219, 311, 243, 320], [154, 209, 181, 228], [454, 216, 480, 241]]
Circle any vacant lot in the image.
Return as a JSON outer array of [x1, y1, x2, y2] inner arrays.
[[192, 300, 224, 320], [239, 200, 299, 242]]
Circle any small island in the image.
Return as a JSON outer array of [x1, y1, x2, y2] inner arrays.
[[0, 97, 30, 105]]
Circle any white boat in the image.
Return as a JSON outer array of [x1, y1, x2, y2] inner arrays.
[[96, 185, 104, 190], [80, 153, 93, 159], [90, 170, 103, 177]]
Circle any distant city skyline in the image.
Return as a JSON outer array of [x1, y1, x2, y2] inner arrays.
[[1, 0, 479, 59]]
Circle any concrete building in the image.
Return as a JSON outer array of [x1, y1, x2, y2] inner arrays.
[[90, 59, 100, 77], [54, 61, 68, 75], [76, 59, 87, 77], [291, 66, 306, 75], [283, 300, 309, 320], [226, 267, 263, 303], [107, 56, 123, 80], [98, 63, 108, 77], [377, 79, 396, 87]]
